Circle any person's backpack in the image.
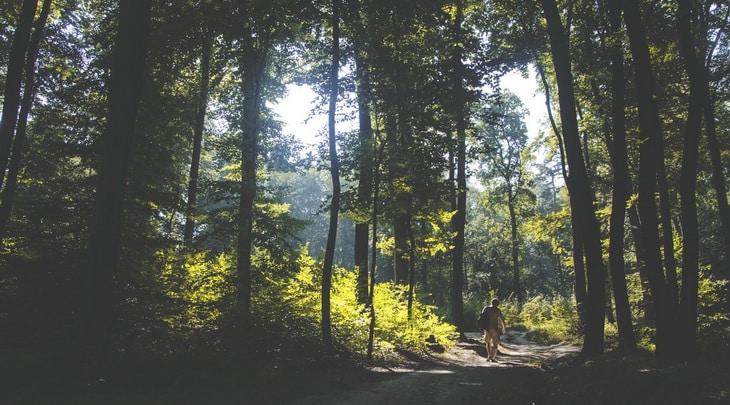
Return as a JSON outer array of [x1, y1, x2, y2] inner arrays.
[[476, 310, 489, 330]]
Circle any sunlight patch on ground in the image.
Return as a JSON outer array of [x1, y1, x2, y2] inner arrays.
[[415, 369, 455, 375]]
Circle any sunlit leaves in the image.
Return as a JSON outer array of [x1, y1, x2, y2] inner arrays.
[[282, 249, 456, 355], [155, 249, 235, 335]]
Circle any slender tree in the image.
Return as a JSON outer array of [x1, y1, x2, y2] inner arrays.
[[322, 0, 341, 347], [183, 29, 213, 245], [605, 0, 636, 351], [621, 0, 677, 360], [541, 0, 605, 356], [701, 6, 730, 260], [676, 0, 703, 361], [0, 0, 52, 241], [0, 0, 37, 190], [537, 62, 589, 328], [346, 0, 374, 305], [450, 0, 467, 336]]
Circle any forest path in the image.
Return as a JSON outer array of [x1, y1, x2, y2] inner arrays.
[[285, 331, 581, 405]]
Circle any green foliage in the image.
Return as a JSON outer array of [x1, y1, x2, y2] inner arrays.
[[697, 268, 730, 347], [370, 282, 458, 353], [513, 294, 582, 344], [282, 249, 457, 356], [150, 249, 236, 349]]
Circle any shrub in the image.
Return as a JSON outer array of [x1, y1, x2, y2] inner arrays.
[[282, 249, 456, 356], [518, 294, 581, 344]]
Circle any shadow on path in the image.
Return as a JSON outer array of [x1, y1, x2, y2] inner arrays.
[[286, 331, 581, 405]]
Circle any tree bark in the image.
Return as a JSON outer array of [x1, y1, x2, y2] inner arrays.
[[541, 0, 605, 357], [322, 0, 341, 347], [621, 0, 677, 361], [701, 12, 730, 260], [538, 63, 589, 328], [676, 0, 702, 361], [354, 94, 373, 304], [183, 31, 213, 245], [0, 0, 52, 241], [508, 194, 522, 302], [394, 217, 410, 284], [605, 0, 636, 351], [345, 0, 374, 306], [235, 0, 269, 332], [538, 62, 588, 328], [0, 0, 37, 188], [450, 0, 466, 336], [83, 0, 152, 365]]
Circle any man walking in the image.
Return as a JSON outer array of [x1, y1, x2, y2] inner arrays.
[[481, 298, 507, 362]]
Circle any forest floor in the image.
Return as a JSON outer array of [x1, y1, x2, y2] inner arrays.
[[3, 330, 729, 404]]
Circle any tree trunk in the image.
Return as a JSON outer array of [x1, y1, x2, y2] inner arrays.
[[0, 0, 37, 188], [394, 217, 410, 284], [82, 0, 152, 366], [366, 138, 384, 360], [183, 32, 213, 245], [407, 221, 416, 318], [344, 0, 372, 305], [508, 196, 522, 302], [450, 0, 466, 336], [322, 0, 341, 347], [354, 98, 372, 304], [621, 0, 677, 361], [354, 82, 372, 304], [701, 15, 730, 260], [236, 19, 266, 332], [541, 0, 605, 357], [0, 0, 51, 242], [605, 0, 636, 351], [676, 0, 702, 361], [537, 63, 589, 328], [703, 83, 730, 261]]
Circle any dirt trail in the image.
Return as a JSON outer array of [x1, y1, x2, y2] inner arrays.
[[286, 331, 580, 405]]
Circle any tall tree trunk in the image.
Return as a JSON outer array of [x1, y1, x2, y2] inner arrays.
[[345, 0, 372, 305], [235, 6, 268, 330], [82, 0, 152, 367], [449, 0, 466, 337], [703, 83, 730, 260], [236, 57, 263, 332], [183, 31, 212, 245], [627, 203, 653, 322], [541, 0, 605, 357], [701, 14, 730, 260], [407, 221, 416, 318], [366, 138, 384, 360], [322, 0, 341, 347], [0, 0, 37, 188], [0, 0, 51, 242], [354, 88, 372, 304], [508, 196, 522, 302], [621, 0, 677, 361], [676, 0, 702, 361], [606, 0, 636, 351], [538, 62, 588, 328], [394, 217, 410, 284]]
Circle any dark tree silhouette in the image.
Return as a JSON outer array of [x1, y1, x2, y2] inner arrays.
[[322, 0, 341, 347], [0, 0, 37, 191], [541, 0, 606, 357], [82, 0, 152, 364]]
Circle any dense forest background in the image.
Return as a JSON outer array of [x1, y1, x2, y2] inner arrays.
[[1, 0, 730, 390]]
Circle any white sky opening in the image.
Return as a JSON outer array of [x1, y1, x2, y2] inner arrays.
[[271, 68, 546, 151]]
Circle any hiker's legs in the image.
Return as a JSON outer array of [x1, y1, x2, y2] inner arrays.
[[486, 329, 499, 359]]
